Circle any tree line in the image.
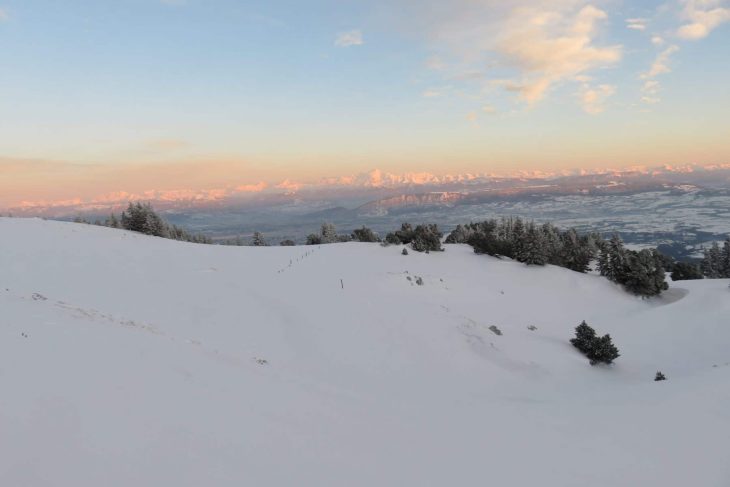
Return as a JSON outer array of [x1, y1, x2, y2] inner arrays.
[[75, 203, 212, 244], [444, 217, 668, 297], [71, 202, 730, 297]]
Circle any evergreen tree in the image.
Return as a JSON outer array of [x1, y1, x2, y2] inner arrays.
[[306, 233, 322, 245], [410, 224, 443, 252], [561, 229, 594, 273], [721, 238, 730, 278], [606, 234, 628, 282], [444, 224, 473, 244], [670, 262, 703, 281], [570, 321, 597, 354], [701, 242, 722, 278], [517, 222, 548, 265], [571, 322, 620, 365], [351, 226, 379, 242], [623, 249, 668, 297], [251, 232, 268, 246], [587, 334, 620, 365], [320, 223, 338, 243]]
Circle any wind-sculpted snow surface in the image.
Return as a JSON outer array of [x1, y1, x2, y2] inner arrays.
[[1, 218, 729, 486]]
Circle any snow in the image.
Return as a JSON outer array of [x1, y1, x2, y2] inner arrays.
[[1, 217, 729, 486]]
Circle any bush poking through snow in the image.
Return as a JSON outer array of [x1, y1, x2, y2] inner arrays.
[[489, 325, 503, 336], [570, 321, 620, 365], [402, 248, 409, 256], [570, 321, 596, 352], [410, 224, 443, 252], [251, 232, 268, 246], [655, 371, 667, 381], [351, 226, 380, 242]]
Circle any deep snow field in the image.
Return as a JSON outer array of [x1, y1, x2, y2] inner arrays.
[[1, 217, 729, 487]]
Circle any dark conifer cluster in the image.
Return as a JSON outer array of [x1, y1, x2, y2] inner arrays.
[[385, 223, 443, 252], [306, 223, 352, 245], [351, 226, 380, 242], [74, 202, 212, 244], [596, 234, 668, 296], [118, 203, 212, 244], [670, 262, 703, 281], [445, 217, 599, 272], [700, 238, 730, 278], [570, 321, 620, 365]]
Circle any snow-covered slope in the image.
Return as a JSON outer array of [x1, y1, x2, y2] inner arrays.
[[1, 218, 729, 487]]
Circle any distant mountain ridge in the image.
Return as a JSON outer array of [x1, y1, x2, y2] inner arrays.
[[7, 163, 730, 218]]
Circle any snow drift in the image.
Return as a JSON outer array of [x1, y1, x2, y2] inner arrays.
[[1, 218, 728, 486]]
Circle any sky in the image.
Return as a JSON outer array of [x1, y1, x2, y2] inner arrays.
[[1, 0, 729, 207]]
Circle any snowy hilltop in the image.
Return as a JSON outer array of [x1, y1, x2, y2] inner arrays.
[[1, 217, 729, 487]]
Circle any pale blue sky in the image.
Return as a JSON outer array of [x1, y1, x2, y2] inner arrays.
[[0, 0, 729, 204]]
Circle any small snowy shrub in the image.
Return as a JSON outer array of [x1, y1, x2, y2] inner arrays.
[[570, 321, 620, 365], [351, 226, 380, 242], [402, 248, 408, 255], [655, 371, 667, 381], [570, 321, 597, 354]]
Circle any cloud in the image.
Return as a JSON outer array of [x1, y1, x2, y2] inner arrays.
[[377, 1, 622, 109], [639, 45, 679, 104], [497, 5, 620, 102], [626, 18, 648, 31], [640, 44, 679, 79], [651, 35, 665, 46], [422, 88, 443, 98], [335, 30, 364, 47], [482, 104, 497, 114], [677, 0, 730, 40], [579, 83, 616, 114], [0, 8, 8, 21], [234, 182, 268, 193], [466, 111, 478, 122], [491, 4, 622, 104]]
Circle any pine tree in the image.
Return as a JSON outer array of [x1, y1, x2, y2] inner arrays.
[[588, 334, 620, 365], [410, 224, 443, 252], [251, 232, 268, 246], [623, 249, 668, 297], [561, 229, 594, 273], [306, 233, 322, 245], [597, 247, 610, 276], [571, 322, 620, 365], [721, 238, 730, 278], [351, 226, 379, 242], [445, 224, 474, 244], [517, 223, 548, 265], [320, 223, 338, 243], [570, 321, 597, 354], [701, 242, 722, 278], [670, 262, 703, 281], [606, 234, 628, 282]]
